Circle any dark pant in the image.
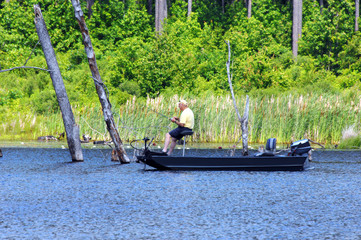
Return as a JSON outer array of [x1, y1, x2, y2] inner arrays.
[[169, 127, 192, 140]]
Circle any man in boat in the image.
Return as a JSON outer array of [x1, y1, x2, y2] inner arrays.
[[162, 99, 194, 155]]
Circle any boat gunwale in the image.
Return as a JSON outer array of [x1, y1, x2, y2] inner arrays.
[[139, 154, 307, 171]]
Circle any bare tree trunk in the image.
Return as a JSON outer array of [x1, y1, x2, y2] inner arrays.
[[161, 0, 168, 32], [225, 40, 249, 156], [86, 0, 95, 19], [148, 0, 153, 14], [188, 0, 192, 18], [34, 4, 83, 162], [356, 0, 359, 31], [155, 0, 167, 34], [247, 0, 252, 18], [319, 0, 324, 14], [71, 0, 130, 163], [241, 96, 249, 156], [155, 0, 159, 31], [222, 0, 225, 13], [292, 0, 303, 57]]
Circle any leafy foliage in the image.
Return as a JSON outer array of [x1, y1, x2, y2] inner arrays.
[[1, 0, 361, 144], [300, 0, 355, 71]]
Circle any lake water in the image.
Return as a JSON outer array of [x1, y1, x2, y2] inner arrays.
[[0, 146, 360, 239]]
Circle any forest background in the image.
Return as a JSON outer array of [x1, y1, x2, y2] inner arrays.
[[1, 0, 361, 148]]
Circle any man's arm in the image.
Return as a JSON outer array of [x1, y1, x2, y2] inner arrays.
[[171, 117, 185, 127]]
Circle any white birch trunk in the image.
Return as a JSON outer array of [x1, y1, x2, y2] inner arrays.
[[34, 4, 83, 162]]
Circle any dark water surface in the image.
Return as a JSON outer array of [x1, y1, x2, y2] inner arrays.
[[0, 148, 360, 239]]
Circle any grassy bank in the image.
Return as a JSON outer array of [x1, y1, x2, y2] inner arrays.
[[1, 92, 361, 146]]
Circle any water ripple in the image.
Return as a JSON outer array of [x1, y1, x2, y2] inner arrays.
[[0, 148, 360, 239]]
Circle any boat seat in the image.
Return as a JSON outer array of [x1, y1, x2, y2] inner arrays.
[[255, 138, 277, 157], [266, 138, 277, 152], [180, 129, 194, 156], [180, 129, 194, 137]]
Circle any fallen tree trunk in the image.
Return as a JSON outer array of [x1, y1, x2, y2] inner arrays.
[[225, 40, 250, 156], [71, 0, 130, 163], [34, 4, 83, 162]]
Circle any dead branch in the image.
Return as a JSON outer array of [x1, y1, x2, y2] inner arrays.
[[225, 40, 250, 156], [71, 0, 130, 163], [34, 4, 83, 161], [0, 66, 50, 73], [0, 41, 49, 73], [24, 40, 40, 66], [226, 41, 242, 123], [81, 116, 107, 140], [308, 139, 325, 149]]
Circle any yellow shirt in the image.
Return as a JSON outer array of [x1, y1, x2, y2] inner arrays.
[[179, 108, 194, 129]]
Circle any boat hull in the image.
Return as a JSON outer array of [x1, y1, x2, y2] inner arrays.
[[138, 155, 308, 171]]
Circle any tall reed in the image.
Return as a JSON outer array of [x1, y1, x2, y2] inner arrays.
[[2, 93, 360, 146]]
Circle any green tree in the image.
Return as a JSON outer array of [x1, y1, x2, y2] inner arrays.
[[300, 0, 355, 71]]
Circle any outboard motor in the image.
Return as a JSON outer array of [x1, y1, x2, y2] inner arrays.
[[290, 139, 311, 156]]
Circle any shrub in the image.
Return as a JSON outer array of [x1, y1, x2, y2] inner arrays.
[[120, 81, 141, 97], [30, 89, 59, 114], [338, 136, 361, 149]]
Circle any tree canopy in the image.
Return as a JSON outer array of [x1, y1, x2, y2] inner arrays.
[[1, 0, 361, 114]]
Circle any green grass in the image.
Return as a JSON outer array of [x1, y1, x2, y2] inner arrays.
[[338, 136, 361, 149], [1, 92, 361, 146]]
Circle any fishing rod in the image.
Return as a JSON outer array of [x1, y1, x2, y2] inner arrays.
[[147, 107, 172, 121]]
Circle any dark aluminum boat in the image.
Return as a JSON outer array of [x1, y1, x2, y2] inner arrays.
[[134, 138, 311, 171]]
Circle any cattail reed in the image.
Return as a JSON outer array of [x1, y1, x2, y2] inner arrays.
[[1, 92, 361, 146]]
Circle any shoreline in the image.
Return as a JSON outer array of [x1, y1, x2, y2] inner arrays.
[[0, 139, 351, 150]]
